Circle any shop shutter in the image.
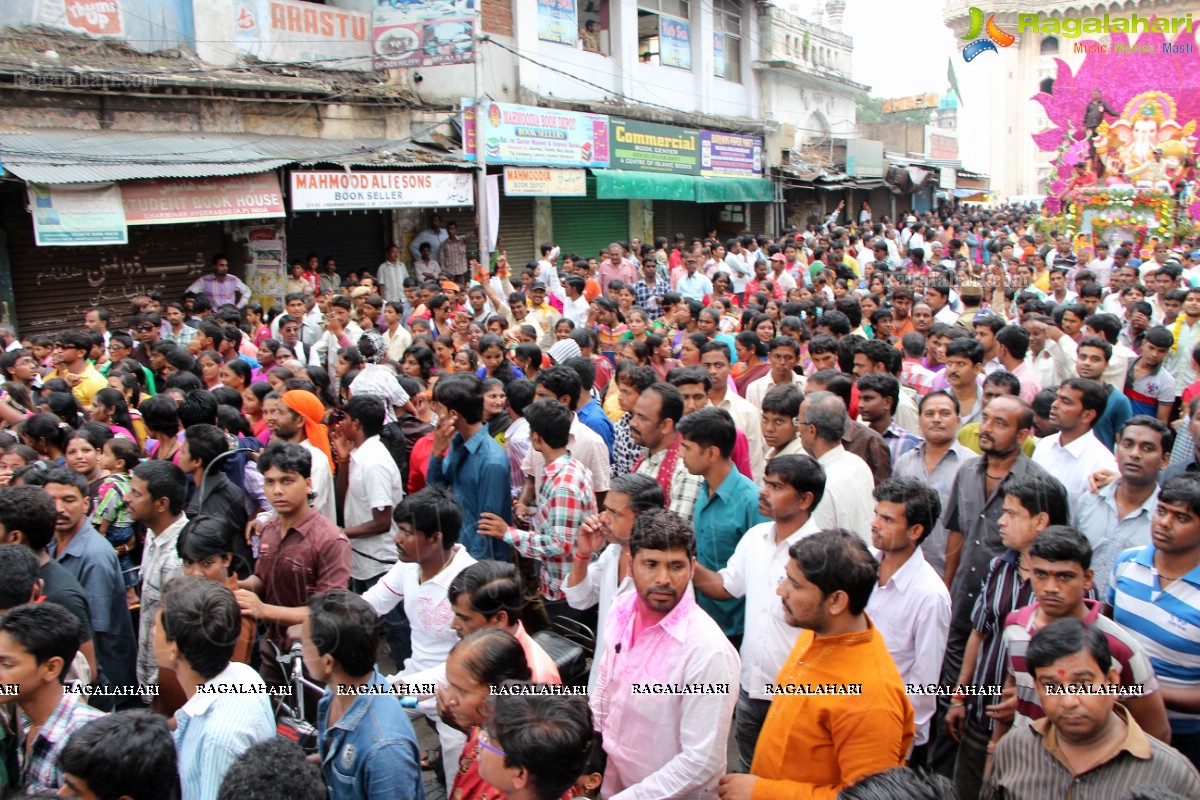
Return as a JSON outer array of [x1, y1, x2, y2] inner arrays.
[[652, 200, 706, 243], [748, 202, 771, 235], [496, 196, 537, 265], [551, 177, 628, 264], [285, 209, 387, 279], [1, 183, 224, 339]]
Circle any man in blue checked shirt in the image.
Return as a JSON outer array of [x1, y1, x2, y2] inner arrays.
[[305, 590, 424, 800], [156, 575, 274, 800]]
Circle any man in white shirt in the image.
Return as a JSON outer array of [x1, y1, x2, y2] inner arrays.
[[1032, 378, 1118, 500], [692, 453, 824, 771], [1088, 242, 1114, 287], [746, 336, 807, 411], [591, 509, 739, 799], [798, 391, 875, 540], [865, 477, 951, 762], [308, 296, 362, 394], [552, 275, 590, 328], [408, 213, 448, 262], [677, 251, 714, 303], [376, 244, 408, 303], [332, 395, 404, 599]]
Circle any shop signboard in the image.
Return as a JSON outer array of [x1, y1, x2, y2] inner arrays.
[[537, 0, 577, 45], [289, 171, 473, 211], [609, 119, 700, 175], [233, 0, 370, 70], [659, 16, 691, 69], [28, 183, 127, 246], [700, 131, 762, 177], [373, 0, 474, 68], [122, 174, 285, 225], [463, 101, 610, 168], [503, 167, 586, 196]]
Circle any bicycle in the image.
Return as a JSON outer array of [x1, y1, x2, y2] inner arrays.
[[268, 639, 323, 754]]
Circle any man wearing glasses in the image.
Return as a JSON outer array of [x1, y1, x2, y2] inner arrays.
[[53, 331, 107, 408], [129, 311, 161, 372]]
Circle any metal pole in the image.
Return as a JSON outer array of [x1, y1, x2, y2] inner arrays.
[[474, 21, 489, 277]]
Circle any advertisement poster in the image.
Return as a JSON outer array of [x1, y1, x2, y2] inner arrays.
[[56, 0, 124, 36], [122, 174, 285, 225], [289, 171, 474, 211], [28, 183, 128, 246], [537, 0, 576, 45], [659, 16, 691, 70], [610, 119, 699, 175], [241, 224, 286, 309], [713, 32, 725, 78], [503, 167, 586, 196], [373, 0, 474, 68], [700, 131, 762, 177], [464, 101, 610, 168], [233, 0, 370, 71]]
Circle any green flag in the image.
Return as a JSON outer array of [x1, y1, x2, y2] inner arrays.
[[947, 57, 963, 106]]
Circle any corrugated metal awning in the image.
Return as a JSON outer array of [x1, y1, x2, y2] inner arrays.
[[0, 128, 467, 184]]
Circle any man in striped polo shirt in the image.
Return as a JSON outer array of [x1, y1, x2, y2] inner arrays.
[[1108, 473, 1200, 770], [989, 526, 1169, 755], [982, 619, 1200, 799]]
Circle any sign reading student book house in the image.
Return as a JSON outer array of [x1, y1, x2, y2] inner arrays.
[[610, 120, 700, 175], [503, 167, 586, 196], [700, 131, 762, 177], [463, 101, 611, 168], [289, 171, 474, 211], [122, 174, 285, 225]]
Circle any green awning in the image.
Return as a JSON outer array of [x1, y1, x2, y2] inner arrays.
[[695, 176, 774, 202], [595, 169, 697, 200]]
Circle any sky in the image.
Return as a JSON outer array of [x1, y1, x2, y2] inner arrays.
[[845, 0, 958, 98]]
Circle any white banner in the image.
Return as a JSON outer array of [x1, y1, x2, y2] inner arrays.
[[503, 166, 586, 196], [289, 171, 474, 211], [28, 182, 128, 246]]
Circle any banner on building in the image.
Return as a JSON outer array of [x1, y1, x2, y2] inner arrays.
[[241, 224, 286, 308], [713, 33, 726, 78], [28, 183, 128, 246], [233, 0, 370, 71], [60, 0, 124, 36], [537, 0, 577, 45], [123, 174, 285, 225], [700, 131, 761, 177], [373, 0, 474, 68], [503, 167, 587, 196], [659, 17, 691, 69], [610, 119, 699, 175], [463, 101, 611, 168], [289, 171, 473, 211]]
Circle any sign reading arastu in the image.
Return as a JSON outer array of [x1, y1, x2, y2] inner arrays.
[[289, 171, 474, 211]]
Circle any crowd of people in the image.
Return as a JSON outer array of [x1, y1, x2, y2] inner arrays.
[[2, 203, 1200, 800]]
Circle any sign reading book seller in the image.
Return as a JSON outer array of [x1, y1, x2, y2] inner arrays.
[[289, 171, 473, 211]]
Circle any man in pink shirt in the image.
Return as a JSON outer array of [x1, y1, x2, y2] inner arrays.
[[446, 560, 561, 683], [591, 508, 740, 798], [599, 242, 639, 295]]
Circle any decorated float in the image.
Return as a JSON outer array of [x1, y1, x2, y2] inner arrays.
[[1030, 25, 1200, 249]]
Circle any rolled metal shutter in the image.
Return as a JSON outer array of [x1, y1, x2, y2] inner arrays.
[[497, 196, 537, 266], [2, 182, 224, 338], [551, 177, 627, 263], [285, 209, 387, 279], [652, 200, 705, 243]]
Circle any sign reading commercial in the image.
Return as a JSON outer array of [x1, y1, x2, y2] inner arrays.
[[289, 171, 473, 211], [503, 167, 586, 196], [373, 0, 474, 68], [464, 101, 610, 168], [233, 0, 370, 71], [122, 174, 285, 225], [659, 17, 691, 69], [700, 131, 762, 177], [28, 183, 128, 246], [536, 0, 577, 45], [609, 120, 699, 175]]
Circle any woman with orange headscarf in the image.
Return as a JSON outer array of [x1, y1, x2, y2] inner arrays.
[[280, 389, 336, 522]]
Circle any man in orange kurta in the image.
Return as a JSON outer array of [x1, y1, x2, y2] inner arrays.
[[717, 529, 915, 800]]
